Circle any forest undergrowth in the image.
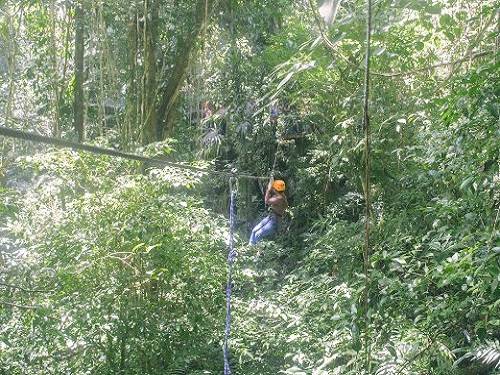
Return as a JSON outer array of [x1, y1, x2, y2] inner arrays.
[[0, 128, 498, 374], [1, 0, 499, 374]]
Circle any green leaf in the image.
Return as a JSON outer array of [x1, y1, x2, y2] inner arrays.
[[388, 345, 397, 357], [460, 177, 474, 191], [426, 4, 442, 14], [439, 14, 454, 27], [492, 276, 499, 294], [132, 243, 146, 252]]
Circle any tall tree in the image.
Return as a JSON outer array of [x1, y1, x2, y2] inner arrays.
[[73, 0, 85, 142], [49, 0, 61, 137], [141, 0, 159, 145], [4, 2, 17, 128], [97, 0, 107, 137], [155, 0, 215, 139], [1, 2, 18, 164], [125, 1, 139, 147]]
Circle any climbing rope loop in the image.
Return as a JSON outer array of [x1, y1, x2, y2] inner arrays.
[[223, 177, 238, 374]]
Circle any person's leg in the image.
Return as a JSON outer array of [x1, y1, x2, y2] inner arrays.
[[252, 216, 277, 244], [249, 216, 272, 245]]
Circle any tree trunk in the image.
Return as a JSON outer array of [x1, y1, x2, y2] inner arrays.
[[73, 0, 85, 142], [155, 0, 215, 140], [1, 3, 17, 165], [124, 2, 139, 148], [5, 3, 16, 127], [58, 5, 71, 125], [49, 0, 61, 137], [229, 0, 241, 106], [97, 1, 107, 137], [141, 0, 158, 145]]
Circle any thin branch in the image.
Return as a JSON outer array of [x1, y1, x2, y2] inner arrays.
[[395, 341, 434, 375], [102, 256, 140, 274], [306, 2, 495, 79], [372, 50, 494, 77], [362, 0, 373, 371], [490, 206, 499, 246], [308, 0, 339, 50], [307, 0, 355, 68], [0, 300, 42, 310], [448, 10, 498, 79], [0, 282, 55, 294]]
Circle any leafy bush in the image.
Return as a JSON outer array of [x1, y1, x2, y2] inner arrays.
[[0, 152, 228, 374]]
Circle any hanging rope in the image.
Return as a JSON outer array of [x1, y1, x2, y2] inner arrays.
[[257, 138, 281, 196], [223, 177, 237, 374], [271, 139, 281, 178]]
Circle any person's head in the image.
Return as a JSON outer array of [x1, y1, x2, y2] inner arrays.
[[272, 180, 286, 194]]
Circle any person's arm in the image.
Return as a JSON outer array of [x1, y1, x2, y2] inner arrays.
[[264, 178, 273, 205]]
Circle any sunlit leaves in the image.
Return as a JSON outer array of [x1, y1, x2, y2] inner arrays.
[[0, 151, 227, 373]]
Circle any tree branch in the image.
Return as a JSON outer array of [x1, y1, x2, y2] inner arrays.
[[0, 300, 42, 310], [306, 3, 495, 80], [307, 0, 355, 68], [395, 341, 434, 375], [0, 282, 55, 294], [371, 50, 494, 77]]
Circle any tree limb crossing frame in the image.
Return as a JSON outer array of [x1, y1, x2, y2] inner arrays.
[[0, 126, 269, 180]]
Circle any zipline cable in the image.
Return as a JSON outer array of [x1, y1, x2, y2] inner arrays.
[[0, 126, 269, 180], [223, 177, 237, 375], [0, 125, 261, 372]]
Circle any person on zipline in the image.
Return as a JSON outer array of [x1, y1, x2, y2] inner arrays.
[[249, 178, 288, 245]]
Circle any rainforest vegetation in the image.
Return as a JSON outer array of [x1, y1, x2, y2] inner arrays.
[[0, 0, 499, 374]]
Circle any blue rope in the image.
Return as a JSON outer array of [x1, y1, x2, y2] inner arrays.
[[223, 178, 237, 374]]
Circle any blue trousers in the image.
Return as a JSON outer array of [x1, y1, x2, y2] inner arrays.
[[249, 214, 278, 245]]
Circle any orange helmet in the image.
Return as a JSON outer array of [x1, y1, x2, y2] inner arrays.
[[272, 180, 286, 192]]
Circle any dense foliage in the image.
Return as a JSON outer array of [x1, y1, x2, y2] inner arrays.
[[1, 0, 498, 374], [1, 153, 228, 374]]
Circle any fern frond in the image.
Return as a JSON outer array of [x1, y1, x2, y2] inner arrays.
[[454, 340, 500, 370], [375, 361, 398, 375], [474, 340, 500, 369]]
